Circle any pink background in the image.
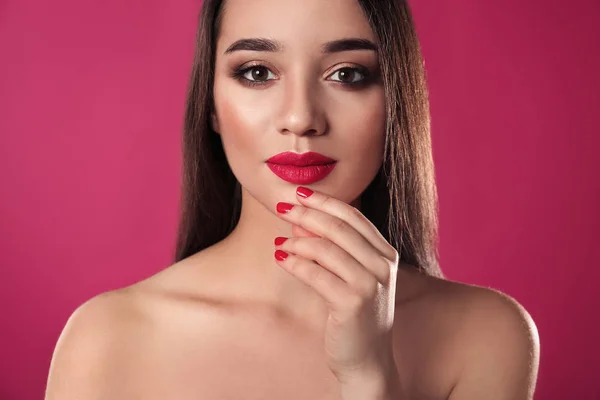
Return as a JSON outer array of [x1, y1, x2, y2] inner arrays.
[[1, 0, 598, 398]]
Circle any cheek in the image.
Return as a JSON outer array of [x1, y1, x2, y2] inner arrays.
[[337, 89, 387, 162], [322, 89, 386, 205], [213, 87, 272, 171]]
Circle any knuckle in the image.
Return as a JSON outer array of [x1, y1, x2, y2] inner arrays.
[[287, 256, 301, 273], [320, 195, 336, 209], [297, 206, 310, 218], [319, 237, 335, 253], [307, 264, 325, 285], [387, 247, 399, 263], [341, 206, 361, 227], [380, 270, 391, 286], [327, 217, 347, 232], [348, 205, 363, 219], [378, 259, 393, 283]]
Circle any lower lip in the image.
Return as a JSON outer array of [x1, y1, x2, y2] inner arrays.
[[266, 162, 337, 184]]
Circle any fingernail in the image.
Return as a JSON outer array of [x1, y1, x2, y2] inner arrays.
[[275, 250, 289, 261], [274, 237, 288, 246], [276, 202, 294, 213], [296, 187, 314, 198]]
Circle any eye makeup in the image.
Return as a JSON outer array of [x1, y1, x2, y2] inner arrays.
[[228, 62, 377, 89]]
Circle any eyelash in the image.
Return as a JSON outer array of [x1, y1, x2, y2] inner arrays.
[[230, 64, 372, 88]]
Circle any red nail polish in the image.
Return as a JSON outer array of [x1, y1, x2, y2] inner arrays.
[[274, 237, 288, 246], [275, 250, 288, 261], [296, 187, 314, 198], [276, 202, 294, 213]]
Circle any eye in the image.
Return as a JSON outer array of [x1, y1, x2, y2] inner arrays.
[[327, 67, 368, 84], [241, 66, 276, 83]]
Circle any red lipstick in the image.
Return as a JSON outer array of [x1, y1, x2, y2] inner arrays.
[[266, 151, 337, 184]]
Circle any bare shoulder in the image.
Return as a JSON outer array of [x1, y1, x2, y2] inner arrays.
[[44, 251, 233, 400], [45, 287, 148, 400], [421, 275, 539, 338], [414, 273, 541, 399]]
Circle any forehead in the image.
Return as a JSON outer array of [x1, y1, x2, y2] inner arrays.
[[217, 0, 375, 51]]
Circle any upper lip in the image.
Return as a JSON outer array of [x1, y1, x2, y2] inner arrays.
[[266, 151, 337, 166]]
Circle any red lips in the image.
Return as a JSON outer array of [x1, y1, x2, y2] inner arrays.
[[266, 151, 337, 184], [266, 151, 336, 166]]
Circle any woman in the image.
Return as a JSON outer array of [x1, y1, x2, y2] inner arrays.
[[45, 0, 540, 399]]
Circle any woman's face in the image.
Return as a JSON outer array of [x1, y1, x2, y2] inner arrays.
[[212, 0, 386, 209]]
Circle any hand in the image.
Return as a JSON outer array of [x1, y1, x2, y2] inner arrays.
[[273, 186, 400, 385]]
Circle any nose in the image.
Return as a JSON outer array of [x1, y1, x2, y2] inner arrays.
[[276, 79, 327, 137]]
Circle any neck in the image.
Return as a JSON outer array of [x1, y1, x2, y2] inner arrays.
[[217, 185, 335, 326], [209, 184, 361, 326], [205, 184, 420, 330]]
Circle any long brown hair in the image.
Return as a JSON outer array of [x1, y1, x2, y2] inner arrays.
[[175, 0, 443, 278]]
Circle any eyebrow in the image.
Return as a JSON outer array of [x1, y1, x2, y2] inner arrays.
[[223, 37, 378, 55]]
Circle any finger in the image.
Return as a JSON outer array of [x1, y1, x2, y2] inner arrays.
[[296, 187, 397, 262], [292, 224, 320, 238], [276, 201, 393, 285], [274, 249, 352, 309], [275, 236, 377, 296]]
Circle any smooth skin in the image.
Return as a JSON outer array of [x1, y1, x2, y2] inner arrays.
[[45, 0, 540, 399]]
